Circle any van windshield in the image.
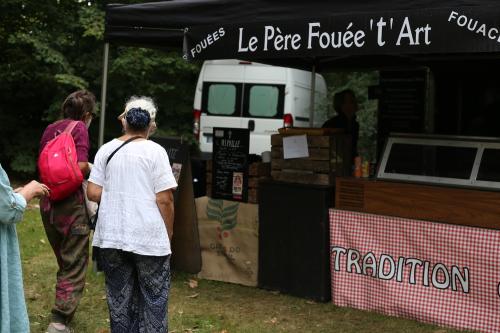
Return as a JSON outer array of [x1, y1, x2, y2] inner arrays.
[[207, 83, 238, 115]]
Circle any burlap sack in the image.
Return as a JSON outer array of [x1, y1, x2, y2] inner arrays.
[[196, 196, 259, 286]]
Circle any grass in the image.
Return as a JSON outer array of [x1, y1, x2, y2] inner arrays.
[[17, 205, 474, 333]]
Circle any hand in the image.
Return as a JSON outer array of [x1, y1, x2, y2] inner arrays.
[[18, 180, 50, 202]]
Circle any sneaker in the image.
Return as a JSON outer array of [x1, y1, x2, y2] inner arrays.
[[46, 323, 74, 333]]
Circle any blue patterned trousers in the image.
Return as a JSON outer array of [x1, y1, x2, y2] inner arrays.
[[98, 248, 171, 333]]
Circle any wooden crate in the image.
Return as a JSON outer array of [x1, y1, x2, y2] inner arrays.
[[248, 162, 270, 203], [206, 160, 270, 203], [270, 133, 351, 186]]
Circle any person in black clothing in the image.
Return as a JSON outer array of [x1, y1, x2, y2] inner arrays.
[[322, 89, 359, 159]]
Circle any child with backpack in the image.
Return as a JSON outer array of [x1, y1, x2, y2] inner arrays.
[[38, 89, 95, 333]]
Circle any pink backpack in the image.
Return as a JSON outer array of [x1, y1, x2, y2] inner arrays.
[[38, 121, 83, 201]]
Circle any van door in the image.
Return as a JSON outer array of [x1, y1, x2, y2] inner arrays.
[[200, 81, 285, 156], [241, 64, 285, 155], [199, 82, 243, 153], [242, 83, 285, 154]]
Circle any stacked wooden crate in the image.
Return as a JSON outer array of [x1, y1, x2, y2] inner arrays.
[[270, 133, 351, 186], [206, 160, 270, 203], [247, 162, 271, 203]]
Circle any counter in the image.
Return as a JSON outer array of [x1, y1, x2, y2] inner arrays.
[[331, 177, 500, 333]]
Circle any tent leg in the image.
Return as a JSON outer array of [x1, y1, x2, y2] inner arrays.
[[98, 43, 110, 148], [309, 63, 316, 127]]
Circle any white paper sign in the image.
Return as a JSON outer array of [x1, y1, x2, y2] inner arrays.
[[283, 135, 309, 159]]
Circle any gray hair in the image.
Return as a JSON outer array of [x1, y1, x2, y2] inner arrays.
[[118, 96, 157, 121]]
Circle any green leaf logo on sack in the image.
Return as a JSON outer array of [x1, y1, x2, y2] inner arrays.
[[206, 199, 239, 239]]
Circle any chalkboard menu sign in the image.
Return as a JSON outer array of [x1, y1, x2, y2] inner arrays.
[[212, 128, 250, 202]]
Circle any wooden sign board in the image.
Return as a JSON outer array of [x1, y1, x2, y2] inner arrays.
[[151, 137, 187, 201], [151, 136, 202, 273]]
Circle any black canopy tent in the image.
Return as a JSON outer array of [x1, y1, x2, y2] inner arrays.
[[100, 0, 500, 145]]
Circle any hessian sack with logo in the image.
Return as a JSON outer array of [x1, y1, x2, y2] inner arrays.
[[38, 121, 83, 201]]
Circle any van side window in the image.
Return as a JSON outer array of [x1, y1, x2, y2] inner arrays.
[[244, 84, 285, 119], [202, 83, 241, 116], [248, 85, 279, 117]]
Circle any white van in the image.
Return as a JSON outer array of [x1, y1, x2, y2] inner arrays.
[[193, 60, 327, 157]]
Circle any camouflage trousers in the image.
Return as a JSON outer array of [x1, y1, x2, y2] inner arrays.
[[40, 189, 90, 324]]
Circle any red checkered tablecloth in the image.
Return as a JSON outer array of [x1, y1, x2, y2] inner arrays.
[[330, 209, 500, 333]]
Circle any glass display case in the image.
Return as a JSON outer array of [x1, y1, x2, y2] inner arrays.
[[377, 133, 500, 190]]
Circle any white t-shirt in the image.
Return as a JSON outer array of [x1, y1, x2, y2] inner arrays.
[[89, 139, 177, 256]]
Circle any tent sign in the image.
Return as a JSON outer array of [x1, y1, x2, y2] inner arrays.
[[184, 6, 500, 60]]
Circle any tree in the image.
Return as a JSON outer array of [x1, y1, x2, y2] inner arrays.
[[0, 1, 101, 173], [0, 0, 200, 175]]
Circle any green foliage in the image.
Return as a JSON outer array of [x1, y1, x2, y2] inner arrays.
[[79, 5, 105, 39], [105, 47, 200, 141], [0, 1, 98, 173], [9, 32, 71, 71], [2, 128, 41, 175], [54, 74, 89, 90], [0, 0, 201, 174], [9, 151, 37, 174]]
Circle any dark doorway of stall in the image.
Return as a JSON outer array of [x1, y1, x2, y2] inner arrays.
[[432, 60, 500, 138]]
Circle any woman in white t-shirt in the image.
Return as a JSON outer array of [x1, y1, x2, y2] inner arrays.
[[87, 96, 177, 333]]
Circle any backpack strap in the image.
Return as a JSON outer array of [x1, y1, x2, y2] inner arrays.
[[63, 120, 79, 134], [88, 135, 142, 231], [105, 136, 143, 166]]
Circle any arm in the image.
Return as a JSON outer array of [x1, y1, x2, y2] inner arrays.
[[86, 181, 102, 203], [1, 179, 48, 225], [78, 162, 91, 178], [87, 146, 105, 203], [16, 180, 50, 202], [156, 189, 174, 241]]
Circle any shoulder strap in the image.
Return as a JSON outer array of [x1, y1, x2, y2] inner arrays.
[[105, 136, 143, 166], [63, 120, 79, 134]]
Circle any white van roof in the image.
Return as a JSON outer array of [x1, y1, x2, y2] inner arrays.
[[203, 59, 272, 67]]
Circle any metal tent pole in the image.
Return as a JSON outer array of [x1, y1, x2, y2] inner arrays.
[[98, 42, 109, 148], [309, 62, 316, 127]]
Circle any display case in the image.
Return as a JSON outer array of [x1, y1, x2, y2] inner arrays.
[[377, 133, 500, 190]]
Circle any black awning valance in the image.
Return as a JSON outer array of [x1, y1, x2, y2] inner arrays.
[[105, 1, 500, 68]]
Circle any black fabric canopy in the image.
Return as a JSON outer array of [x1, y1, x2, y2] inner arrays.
[[106, 0, 500, 69]]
